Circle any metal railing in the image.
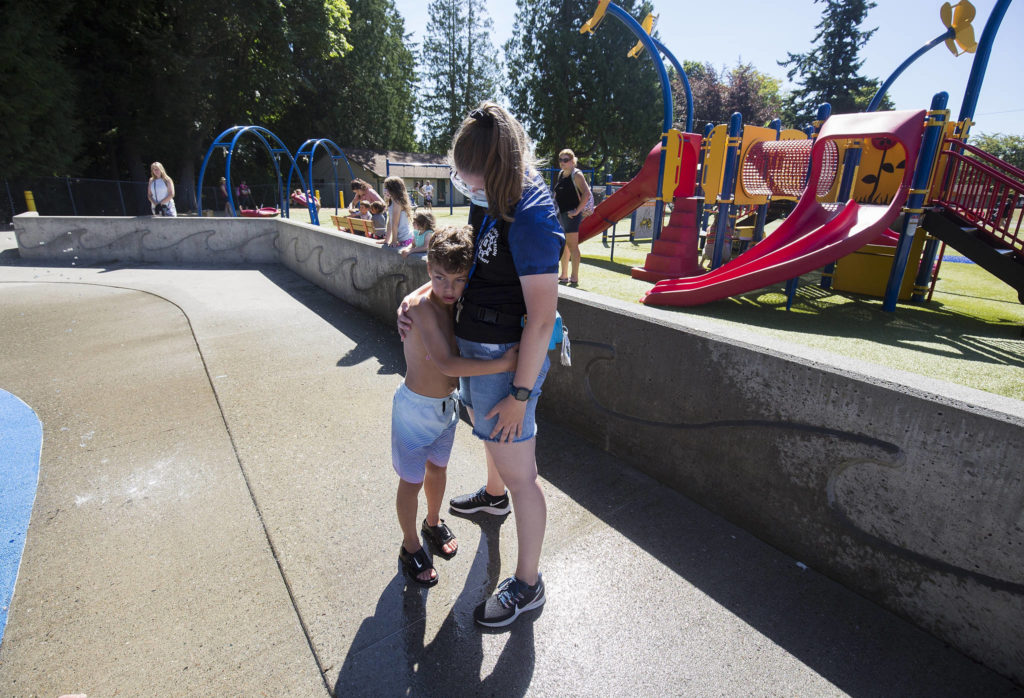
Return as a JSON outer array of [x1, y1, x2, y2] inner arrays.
[[933, 139, 1024, 257]]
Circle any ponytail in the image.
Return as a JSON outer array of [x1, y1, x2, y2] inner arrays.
[[449, 101, 538, 222]]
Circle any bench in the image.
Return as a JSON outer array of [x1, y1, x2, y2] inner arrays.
[[330, 214, 381, 239]]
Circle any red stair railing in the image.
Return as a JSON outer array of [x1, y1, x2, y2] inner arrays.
[[933, 139, 1024, 258]]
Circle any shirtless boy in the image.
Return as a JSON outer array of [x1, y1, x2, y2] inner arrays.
[[393, 225, 518, 586]]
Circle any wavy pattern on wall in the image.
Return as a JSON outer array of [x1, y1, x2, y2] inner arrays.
[[278, 233, 408, 294], [140, 228, 277, 253], [574, 338, 1020, 594]]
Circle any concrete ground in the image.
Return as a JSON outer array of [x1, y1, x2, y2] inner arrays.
[[0, 230, 1021, 697]]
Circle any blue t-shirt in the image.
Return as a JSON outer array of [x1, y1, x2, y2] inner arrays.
[[455, 176, 564, 343]]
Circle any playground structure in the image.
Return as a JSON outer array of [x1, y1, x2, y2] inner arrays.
[[578, 0, 1022, 309]]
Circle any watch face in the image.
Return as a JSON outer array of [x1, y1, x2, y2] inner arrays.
[[511, 386, 531, 401]]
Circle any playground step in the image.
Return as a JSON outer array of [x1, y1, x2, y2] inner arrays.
[[652, 240, 691, 257], [658, 223, 698, 243], [924, 208, 1024, 303]]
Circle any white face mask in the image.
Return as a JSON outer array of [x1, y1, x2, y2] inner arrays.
[[450, 171, 488, 208]]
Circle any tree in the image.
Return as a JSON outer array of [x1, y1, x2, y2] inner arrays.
[[779, 0, 881, 128], [970, 133, 1024, 171], [672, 61, 784, 130], [304, 0, 417, 152], [504, 0, 662, 179], [0, 0, 81, 177], [419, 0, 501, 153]]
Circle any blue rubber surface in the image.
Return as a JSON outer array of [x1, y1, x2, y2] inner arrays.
[[0, 389, 42, 643]]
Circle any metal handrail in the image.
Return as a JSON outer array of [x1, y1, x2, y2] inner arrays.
[[934, 138, 1023, 255]]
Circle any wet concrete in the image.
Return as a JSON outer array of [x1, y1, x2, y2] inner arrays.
[[0, 241, 1020, 695]]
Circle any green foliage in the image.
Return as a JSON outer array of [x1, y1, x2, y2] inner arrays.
[[280, 0, 417, 152], [0, 0, 81, 177], [970, 133, 1024, 170], [419, 0, 501, 153], [0, 0, 419, 198], [673, 61, 784, 129], [504, 0, 662, 179], [779, 0, 880, 128]]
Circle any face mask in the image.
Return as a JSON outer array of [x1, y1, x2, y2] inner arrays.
[[450, 171, 488, 208]]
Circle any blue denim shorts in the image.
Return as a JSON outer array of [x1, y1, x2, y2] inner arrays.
[[456, 339, 549, 443]]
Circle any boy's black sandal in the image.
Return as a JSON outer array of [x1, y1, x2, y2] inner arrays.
[[421, 518, 458, 559], [399, 546, 437, 587]]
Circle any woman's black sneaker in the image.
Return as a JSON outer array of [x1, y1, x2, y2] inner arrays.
[[449, 486, 511, 515], [474, 575, 545, 627]]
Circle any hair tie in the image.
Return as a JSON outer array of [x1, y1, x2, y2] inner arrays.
[[469, 109, 495, 126]]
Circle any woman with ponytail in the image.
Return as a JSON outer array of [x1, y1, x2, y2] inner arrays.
[[398, 101, 564, 627]]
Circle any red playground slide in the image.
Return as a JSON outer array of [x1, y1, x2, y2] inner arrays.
[[578, 144, 663, 243], [642, 110, 927, 307]]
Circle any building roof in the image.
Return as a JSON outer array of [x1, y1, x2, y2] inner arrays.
[[344, 148, 449, 180]]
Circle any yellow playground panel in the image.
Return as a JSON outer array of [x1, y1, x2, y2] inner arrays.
[[832, 226, 928, 301], [699, 124, 729, 203]]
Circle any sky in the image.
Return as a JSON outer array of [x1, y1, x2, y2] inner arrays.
[[392, 0, 1023, 138]]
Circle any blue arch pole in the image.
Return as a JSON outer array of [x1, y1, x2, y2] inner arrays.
[[959, 0, 1011, 125], [288, 139, 355, 226], [651, 37, 693, 133], [882, 93, 949, 311], [197, 126, 309, 218], [602, 3, 674, 238]]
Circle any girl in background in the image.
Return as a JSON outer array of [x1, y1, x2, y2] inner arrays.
[[148, 162, 177, 217], [383, 176, 414, 249], [400, 211, 436, 257]]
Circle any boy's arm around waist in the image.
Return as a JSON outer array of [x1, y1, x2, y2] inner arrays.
[[409, 302, 517, 377]]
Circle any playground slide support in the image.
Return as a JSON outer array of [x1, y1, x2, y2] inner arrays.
[[711, 113, 744, 270], [958, 0, 1011, 127], [601, 2, 672, 239], [698, 123, 714, 230], [882, 92, 949, 312]]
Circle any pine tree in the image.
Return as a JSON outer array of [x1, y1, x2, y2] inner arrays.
[[419, 0, 500, 153], [779, 0, 881, 127]]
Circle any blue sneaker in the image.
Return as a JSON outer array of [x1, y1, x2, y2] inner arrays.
[[474, 574, 545, 627]]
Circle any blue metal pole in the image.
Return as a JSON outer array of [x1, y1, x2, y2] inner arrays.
[[711, 112, 743, 269], [652, 37, 693, 133], [604, 3, 673, 239], [959, 0, 1012, 124], [867, 30, 955, 112], [882, 92, 949, 312], [699, 123, 714, 232]]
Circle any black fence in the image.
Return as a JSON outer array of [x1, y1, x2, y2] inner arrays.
[[0, 176, 302, 224]]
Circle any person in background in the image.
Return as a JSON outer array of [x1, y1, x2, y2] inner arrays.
[[219, 177, 229, 214], [421, 180, 434, 210], [383, 176, 415, 249], [551, 149, 591, 287], [148, 162, 177, 217], [349, 178, 384, 214], [369, 200, 388, 240], [400, 211, 436, 258], [357, 200, 373, 220]]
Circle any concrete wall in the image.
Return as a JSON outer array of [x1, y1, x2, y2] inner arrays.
[[13, 212, 1024, 684]]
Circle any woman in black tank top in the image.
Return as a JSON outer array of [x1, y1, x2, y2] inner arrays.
[[553, 149, 591, 286]]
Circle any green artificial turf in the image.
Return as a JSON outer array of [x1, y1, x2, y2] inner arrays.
[[306, 206, 1024, 403]]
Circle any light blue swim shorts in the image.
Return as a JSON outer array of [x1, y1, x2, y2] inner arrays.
[[391, 382, 459, 484]]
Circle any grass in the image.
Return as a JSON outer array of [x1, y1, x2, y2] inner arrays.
[[298, 205, 1024, 403]]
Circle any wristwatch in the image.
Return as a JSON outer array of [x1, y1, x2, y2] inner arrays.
[[509, 385, 531, 402]]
